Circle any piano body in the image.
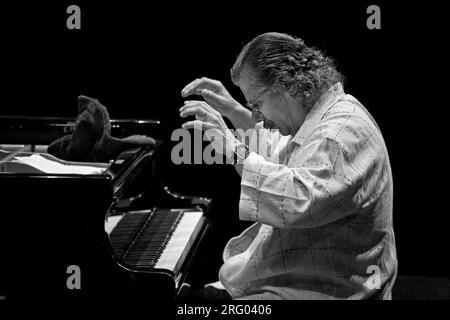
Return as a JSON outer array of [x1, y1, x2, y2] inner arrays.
[[0, 116, 211, 302]]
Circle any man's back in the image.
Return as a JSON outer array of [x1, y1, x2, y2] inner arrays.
[[219, 85, 397, 299]]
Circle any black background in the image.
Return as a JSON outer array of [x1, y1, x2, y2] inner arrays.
[[1, 0, 447, 283]]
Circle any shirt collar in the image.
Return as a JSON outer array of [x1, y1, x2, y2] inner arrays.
[[291, 82, 345, 145]]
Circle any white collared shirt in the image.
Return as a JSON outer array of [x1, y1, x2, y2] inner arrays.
[[218, 83, 397, 299]]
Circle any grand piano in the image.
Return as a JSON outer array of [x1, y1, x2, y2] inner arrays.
[[0, 115, 211, 303]]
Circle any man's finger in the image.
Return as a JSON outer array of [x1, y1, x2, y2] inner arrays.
[[181, 120, 214, 131], [181, 79, 199, 96], [181, 77, 221, 97], [179, 100, 203, 113], [179, 106, 204, 118], [201, 89, 222, 103]]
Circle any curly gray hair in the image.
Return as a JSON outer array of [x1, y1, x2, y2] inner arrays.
[[230, 32, 344, 110]]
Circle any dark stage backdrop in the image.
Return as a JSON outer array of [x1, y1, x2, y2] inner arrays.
[[2, 1, 447, 279]]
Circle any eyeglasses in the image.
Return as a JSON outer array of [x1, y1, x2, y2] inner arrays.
[[245, 88, 270, 112]]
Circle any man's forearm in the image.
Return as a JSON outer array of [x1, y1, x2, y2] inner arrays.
[[226, 106, 252, 177], [226, 104, 254, 132]]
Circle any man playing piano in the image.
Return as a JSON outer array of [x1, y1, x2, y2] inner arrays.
[[179, 32, 397, 300]]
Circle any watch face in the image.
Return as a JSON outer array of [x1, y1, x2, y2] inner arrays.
[[236, 144, 247, 158]]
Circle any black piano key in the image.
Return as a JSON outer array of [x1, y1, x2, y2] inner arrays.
[[111, 209, 184, 268]]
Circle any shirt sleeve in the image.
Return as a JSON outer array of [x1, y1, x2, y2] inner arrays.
[[239, 136, 364, 229], [246, 121, 291, 163]]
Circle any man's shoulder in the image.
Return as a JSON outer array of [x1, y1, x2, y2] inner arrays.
[[320, 95, 381, 136], [301, 95, 386, 156], [326, 94, 365, 117]]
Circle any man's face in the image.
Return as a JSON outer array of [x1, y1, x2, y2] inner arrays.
[[237, 68, 305, 136]]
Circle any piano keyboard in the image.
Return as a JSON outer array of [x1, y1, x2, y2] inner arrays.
[[107, 208, 204, 274]]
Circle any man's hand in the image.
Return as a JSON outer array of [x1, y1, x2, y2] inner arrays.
[[179, 100, 239, 162], [181, 77, 243, 119]]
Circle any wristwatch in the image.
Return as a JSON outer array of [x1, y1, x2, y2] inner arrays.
[[233, 143, 250, 164]]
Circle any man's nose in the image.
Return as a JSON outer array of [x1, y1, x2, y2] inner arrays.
[[251, 109, 265, 123]]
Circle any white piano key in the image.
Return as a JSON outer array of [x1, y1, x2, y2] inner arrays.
[[154, 210, 203, 272], [105, 214, 124, 235]]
